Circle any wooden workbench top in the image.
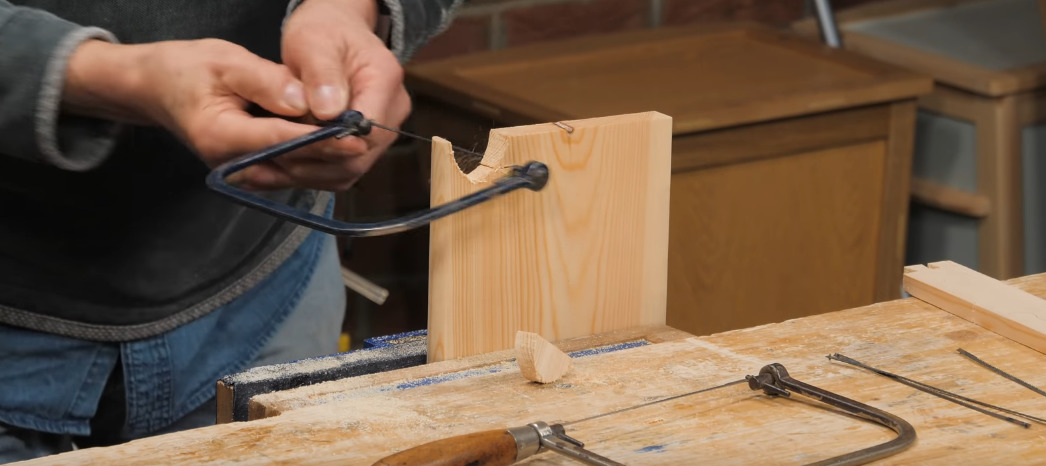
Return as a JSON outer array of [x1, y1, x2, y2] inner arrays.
[[25, 273, 1046, 465]]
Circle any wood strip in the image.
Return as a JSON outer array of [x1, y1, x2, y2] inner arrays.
[[903, 261, 1046, 353], [875, 101, 918, 303], [910, 176, 992, 218], [427, 112, 672, 362]]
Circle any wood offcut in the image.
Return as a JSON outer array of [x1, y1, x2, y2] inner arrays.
[[515, 330, 573, 383], [903, 260, 1046, 354]]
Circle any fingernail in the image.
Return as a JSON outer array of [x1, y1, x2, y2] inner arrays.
[[312, 85, 345, 116], [283, 83, 307, 112]]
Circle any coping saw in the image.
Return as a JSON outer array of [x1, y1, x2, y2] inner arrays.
[[205, 110, 549, 237], [372, 363, 916, 466]]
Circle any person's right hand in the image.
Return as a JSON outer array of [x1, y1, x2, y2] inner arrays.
[[62, 38, 368, 191]]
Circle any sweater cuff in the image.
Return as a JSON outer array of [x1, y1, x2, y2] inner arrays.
[[38, 27, 122, 171], [0, 6, 120, 171]]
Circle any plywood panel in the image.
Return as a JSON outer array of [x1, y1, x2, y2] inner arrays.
[[428, 112, 672, 362], [667, 141, 885, 336]]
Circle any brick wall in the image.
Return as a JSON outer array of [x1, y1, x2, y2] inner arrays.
[[411, 0, 884, 62]]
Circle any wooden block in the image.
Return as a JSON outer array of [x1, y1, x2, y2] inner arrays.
[[427, 112, 672, 362], [515, 330, 572, 383], [903, 260, 1046, 353]]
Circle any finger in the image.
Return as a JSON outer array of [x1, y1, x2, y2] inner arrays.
[[272, 133, 369, 164], [191, 111, 317, 166], [236, 162, 297, 190], [354, 83, 410, 156], [345, 52, 404, 126], [221, 55, 309, 117], [285, 33, 349, 120], [243, 158, 363, 192]]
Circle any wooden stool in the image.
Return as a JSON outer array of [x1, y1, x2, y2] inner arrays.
[[796, 0, 1046, 279]]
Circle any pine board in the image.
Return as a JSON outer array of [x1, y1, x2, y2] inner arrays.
[[24, 274, 1046, 465], [428, 112, 672, 362]]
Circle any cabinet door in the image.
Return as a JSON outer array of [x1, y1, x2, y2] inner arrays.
[[668, 139, 887, 336]]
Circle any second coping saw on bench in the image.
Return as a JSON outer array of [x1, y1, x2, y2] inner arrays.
[[205, 110, 549, 237], [373, 363, 917, 466]]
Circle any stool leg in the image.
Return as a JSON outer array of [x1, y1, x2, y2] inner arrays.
[[977, 95, 1023, 279]]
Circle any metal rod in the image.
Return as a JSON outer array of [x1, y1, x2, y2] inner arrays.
[[811, 0, 843, 48], [829, 354, 1037, 428], [958, 348, 1046, 399]]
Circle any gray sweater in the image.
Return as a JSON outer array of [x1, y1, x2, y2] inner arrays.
[[0, 0, 460, 341]]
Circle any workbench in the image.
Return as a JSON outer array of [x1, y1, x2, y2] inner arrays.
[[23, 273, 1046, 464]]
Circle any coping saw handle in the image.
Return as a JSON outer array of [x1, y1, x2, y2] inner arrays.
[[372, 429, 518, 466], [205, 110, 550, 237]]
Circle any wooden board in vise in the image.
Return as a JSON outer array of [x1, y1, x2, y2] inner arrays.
[[29, 274, 1046, 465], [428, 112, 672, 362]]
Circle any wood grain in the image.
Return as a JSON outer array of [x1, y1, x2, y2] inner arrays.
[[515, 331, 572, 383], [248, 325, 692, 420], [670, 104, 890, 172], [667, 140, 885, 336], [371, 430, 517, 466], [427, 112, 672, 362], [904, 261, 1046, 354], [406, 23, 931, 133], [30, 273, 1046, 465]]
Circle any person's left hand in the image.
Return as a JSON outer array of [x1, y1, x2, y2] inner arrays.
[[269, 0, 411, 190]]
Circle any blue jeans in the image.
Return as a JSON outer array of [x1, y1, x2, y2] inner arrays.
[[0, 230, 345, 463]]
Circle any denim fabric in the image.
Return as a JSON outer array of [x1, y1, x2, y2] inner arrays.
[[0, 201, 343, 449]]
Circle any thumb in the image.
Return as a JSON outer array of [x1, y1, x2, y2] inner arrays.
[[286, 38, 349, 120], [221, 55, 310, 117]]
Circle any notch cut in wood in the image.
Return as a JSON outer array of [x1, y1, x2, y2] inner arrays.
[[515, 331, 573, 384], [903, 260, 1046, 354]]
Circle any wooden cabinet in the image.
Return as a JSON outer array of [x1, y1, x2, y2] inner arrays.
[[405, 23, 931, 336], [796, 0, 1046, 279]]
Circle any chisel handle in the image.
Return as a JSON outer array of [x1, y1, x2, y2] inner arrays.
[[372, 429, 519, 466]]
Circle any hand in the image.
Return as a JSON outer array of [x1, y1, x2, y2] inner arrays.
[[62, 38, 369, 190], [280, 0, 412, 188]]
